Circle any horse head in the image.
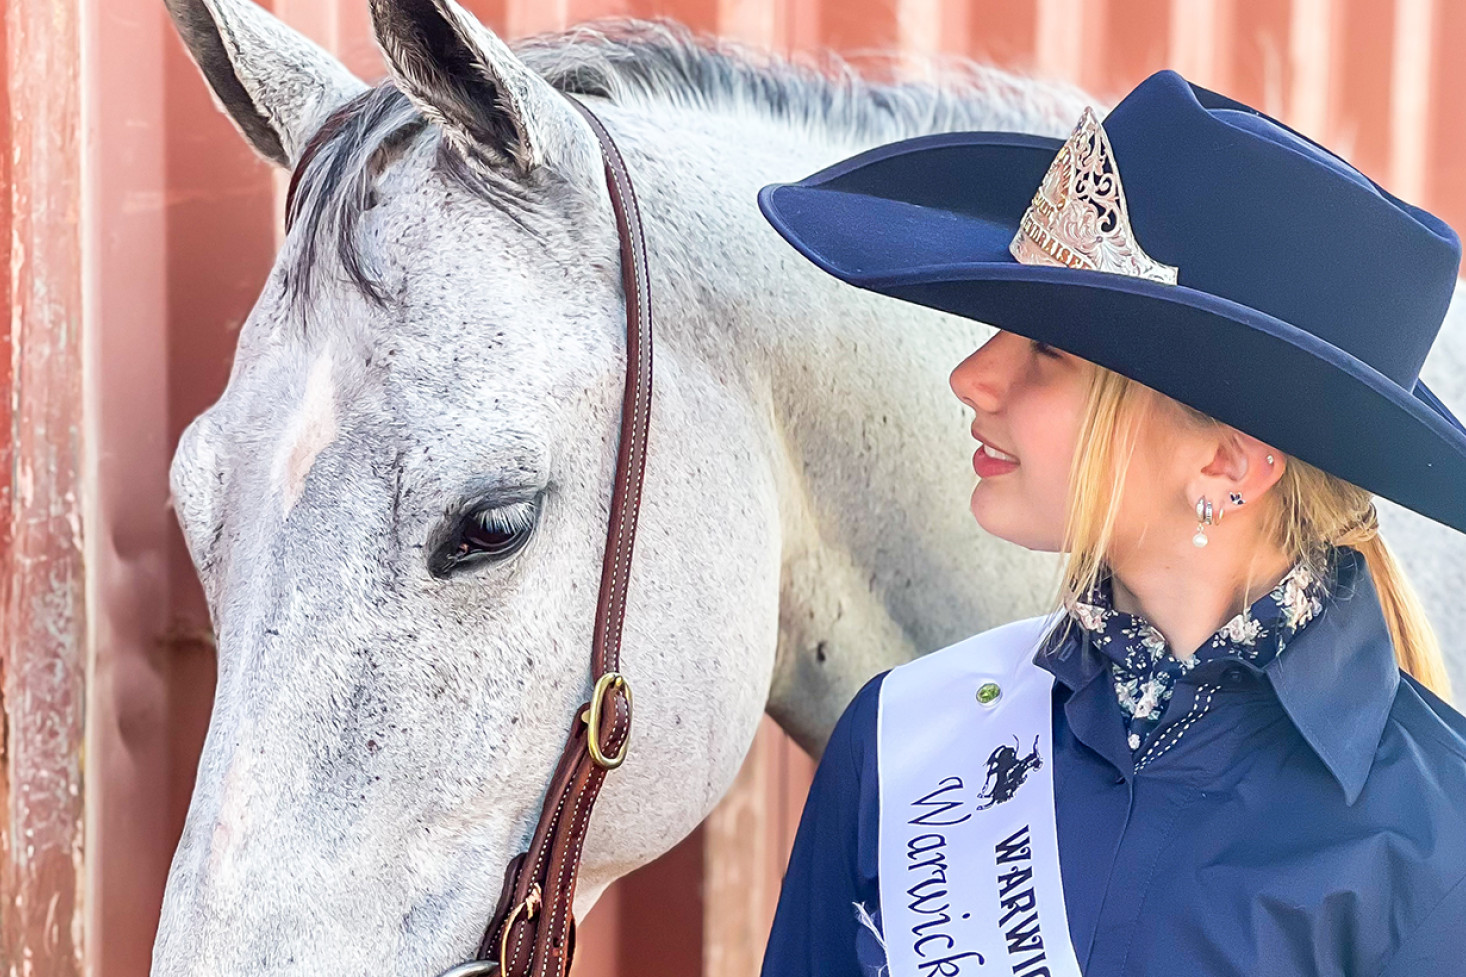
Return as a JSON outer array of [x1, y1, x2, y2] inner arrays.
[[156, 1, 779, 972]]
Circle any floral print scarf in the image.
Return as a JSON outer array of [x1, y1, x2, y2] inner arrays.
[[1063, 557, 1329, 754]]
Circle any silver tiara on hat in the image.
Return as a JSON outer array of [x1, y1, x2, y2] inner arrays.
[[1009, 107, 1180, 285]]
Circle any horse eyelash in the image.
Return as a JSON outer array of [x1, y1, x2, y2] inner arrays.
[[473, 499, 538, 534]]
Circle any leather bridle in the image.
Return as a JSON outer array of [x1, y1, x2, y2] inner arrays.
[[426, 95, 654, 977], [283, 88, 650, 977]]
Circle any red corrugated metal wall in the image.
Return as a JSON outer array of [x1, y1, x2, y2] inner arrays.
[[3, 2, 1465, 977]]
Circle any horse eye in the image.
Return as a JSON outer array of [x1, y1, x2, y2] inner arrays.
[[430, 496, 540, 578]]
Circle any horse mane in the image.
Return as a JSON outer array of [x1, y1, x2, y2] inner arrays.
[[515, 19, 1087, 146], [283, 18, 1089, 304]]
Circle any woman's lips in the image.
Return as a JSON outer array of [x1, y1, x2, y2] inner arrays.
[[973, 442, 1020, 477]]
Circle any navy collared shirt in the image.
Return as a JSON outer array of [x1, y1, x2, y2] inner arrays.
[[760, 548, 1466, 976]]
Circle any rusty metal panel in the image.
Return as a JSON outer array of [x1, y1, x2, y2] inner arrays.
[[1227, 0, 1293, 115], [702, 718, 813, 977], [1, 1, 89, 975], [1333, 0, 1396, 184], [965, 0, 1040, 71], [0, 0, 13, 680], [1427, 0, 1466, 234], [1093, 0, 1173, 97], [84, 4, 192, 977]]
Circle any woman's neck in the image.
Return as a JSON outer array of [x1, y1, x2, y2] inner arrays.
[[1107, 540, 1297, 659]]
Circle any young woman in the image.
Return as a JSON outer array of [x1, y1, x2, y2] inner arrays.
[[755, 70, 1466, 975]]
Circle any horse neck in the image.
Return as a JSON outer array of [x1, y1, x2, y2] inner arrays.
[[607, 99, 1063, 752], [599, 79, 1088, 388], [597, 101, 862, 360]]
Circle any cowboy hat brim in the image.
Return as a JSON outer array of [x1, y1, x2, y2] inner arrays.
[[758, 130, 1466, 534]]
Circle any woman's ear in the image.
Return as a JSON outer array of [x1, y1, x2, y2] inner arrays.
[[1194, 428, 1285, 509]]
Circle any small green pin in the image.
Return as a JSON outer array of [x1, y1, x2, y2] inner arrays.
[[976, 682, 1002, 706]]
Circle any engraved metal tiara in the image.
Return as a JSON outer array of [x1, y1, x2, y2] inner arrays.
[[1009, 107, 1180, 285]]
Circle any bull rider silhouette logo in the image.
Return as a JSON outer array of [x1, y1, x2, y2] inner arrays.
[[975, 735, 1043, 810]]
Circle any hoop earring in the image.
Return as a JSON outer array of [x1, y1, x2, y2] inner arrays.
[[1192, 496, 1221, 547]]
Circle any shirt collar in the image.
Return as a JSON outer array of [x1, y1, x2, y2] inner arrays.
[[1035, 546, 1398, 803], [1265, 546, 1399, 804], [1063, 558, 1327, 754], [1066, 559, 1326, 670]]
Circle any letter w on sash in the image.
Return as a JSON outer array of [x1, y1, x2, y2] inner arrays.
[[910, 777, 972, 827]]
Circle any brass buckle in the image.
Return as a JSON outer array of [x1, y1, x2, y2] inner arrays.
[[580, 672, 633, 770]]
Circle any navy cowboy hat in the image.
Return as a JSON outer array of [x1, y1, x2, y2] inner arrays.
[[758, 69, 1466, 534]]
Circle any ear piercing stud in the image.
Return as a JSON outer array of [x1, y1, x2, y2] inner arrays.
[[1229, 492, 1246, 506], [1266, 454, 1275, 465]]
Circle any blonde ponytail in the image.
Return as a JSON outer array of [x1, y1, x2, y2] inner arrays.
[[1351, 533, 1452, 697], [1052, 364, 1452, 701], [1271, 464, 1452, 700]]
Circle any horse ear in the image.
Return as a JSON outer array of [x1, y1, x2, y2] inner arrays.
[[165, 0, 368, 167], [369, 0, 600, 186]]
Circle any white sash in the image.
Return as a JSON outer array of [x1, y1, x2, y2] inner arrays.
[[877, 613, 1082, 977]]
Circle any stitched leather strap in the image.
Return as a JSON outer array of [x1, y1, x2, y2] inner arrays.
[[465, 94, 653, 977]]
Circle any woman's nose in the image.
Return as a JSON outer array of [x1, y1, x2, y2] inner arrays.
[[949, 331, 1011, 413]]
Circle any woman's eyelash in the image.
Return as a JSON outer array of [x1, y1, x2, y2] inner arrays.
[[1030, 338, 1059, 357]]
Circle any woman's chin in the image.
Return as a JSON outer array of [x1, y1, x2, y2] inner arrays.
[[970, 485, 1061, 552], [969, 484, 1014, 539]]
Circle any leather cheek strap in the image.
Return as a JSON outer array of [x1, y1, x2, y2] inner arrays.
[[479, 697, 630, 977], [470, 93, 652, 977]]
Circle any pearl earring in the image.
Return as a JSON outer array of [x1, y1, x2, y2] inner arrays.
[[1193, 496, 1212, 547], [1266, 454, 1275, 465]]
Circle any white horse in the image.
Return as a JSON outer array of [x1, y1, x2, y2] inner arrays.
[[157, 1, 1466, 973]]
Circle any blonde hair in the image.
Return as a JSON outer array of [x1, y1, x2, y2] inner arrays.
[[1049, 365, 1452, 700]]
